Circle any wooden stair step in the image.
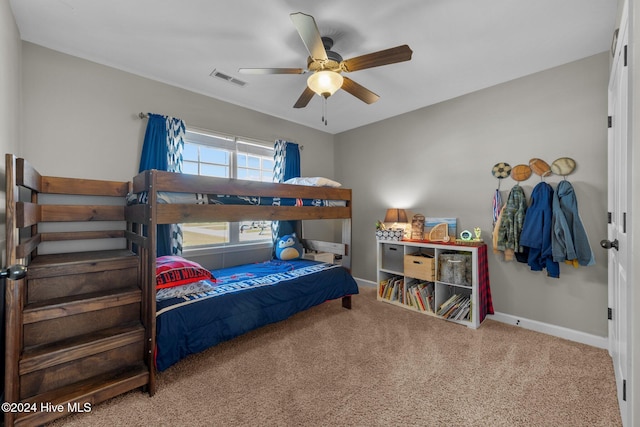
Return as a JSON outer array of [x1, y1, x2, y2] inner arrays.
[[27, 249, 138, 279], [23, 287, 141, 324], [15, 364, 149, 427], [20, 323, 145, 375]]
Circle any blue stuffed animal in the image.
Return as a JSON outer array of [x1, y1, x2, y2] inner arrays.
[[275, 233, 304, 260]]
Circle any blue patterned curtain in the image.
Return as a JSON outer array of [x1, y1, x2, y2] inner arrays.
[[139, 113, 185, 256], [272, 140, 301, 244]]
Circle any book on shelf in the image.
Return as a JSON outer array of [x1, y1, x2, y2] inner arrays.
[[439, 295, 471, 320], [404, 286, 412, 308], [454, 300, 471, 321], [383, 277, 393, 300], [404, 282, 420, 310], [411, 286, 426, 311], [379, 278, 389, 298], [386, 278, 395, 300], [393, 277, 404, 302], [379, 277, 388, 299], [441, 300, 460, 318], [408, 288, 417, 309], [442, 296, 467, 319], [405, 281, 434, 312], [420, 282, 435, 313], [437, 294, 461, 315], [380, 276, 404, 301]]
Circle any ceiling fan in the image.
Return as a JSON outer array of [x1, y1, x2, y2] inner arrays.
[[239, 12, 413, 110]]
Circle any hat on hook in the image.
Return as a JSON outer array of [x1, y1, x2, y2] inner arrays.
[[550, 157, 576, 176], [529, 158, 552, 177], [511, 164, 532, 181], [491, 162, 512, 179]]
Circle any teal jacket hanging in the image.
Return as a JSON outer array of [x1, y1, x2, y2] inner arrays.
[[552, 180, 595, 267]]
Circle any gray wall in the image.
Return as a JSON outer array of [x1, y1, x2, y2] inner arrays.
[[0, 2, 22, 263], [335, 53, 610, 337], [20, 43, 335, 182]]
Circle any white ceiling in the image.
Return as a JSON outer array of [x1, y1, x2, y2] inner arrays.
[[10, 0, 617, 134]]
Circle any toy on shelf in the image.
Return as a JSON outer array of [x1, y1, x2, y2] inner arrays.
[[456, 227, 484, 246], [411, 214, 425, 240]]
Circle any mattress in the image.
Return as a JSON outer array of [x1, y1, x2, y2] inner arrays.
[[155, 259, 359, 371], [129, 191, 346, 207]]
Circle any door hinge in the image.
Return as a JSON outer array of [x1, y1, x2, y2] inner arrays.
[[623, 379, 627, 401], [624, 45, 628, 67], [623, 212, 626, 233], [608, 307, 613, 320], [608, 212, 612, 224], [608, 116, 612, 128]]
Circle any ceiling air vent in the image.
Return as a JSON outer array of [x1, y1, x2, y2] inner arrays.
[[210, 69, 247, 87]]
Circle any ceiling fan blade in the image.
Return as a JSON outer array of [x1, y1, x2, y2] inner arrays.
[[239, 68, 306, 75], [341, 45, 413, 72], [293, 86, 316, 108], [290, 12, 328, 61], [341, 76, 380, 104]]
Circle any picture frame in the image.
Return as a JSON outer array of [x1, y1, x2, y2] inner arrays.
[[424, 217, 457, 241]]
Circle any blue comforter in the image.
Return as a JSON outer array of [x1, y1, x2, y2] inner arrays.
[[155, 259, 358, 371]]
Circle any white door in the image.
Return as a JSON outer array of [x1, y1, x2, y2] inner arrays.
[[604, 3, 629, 425]]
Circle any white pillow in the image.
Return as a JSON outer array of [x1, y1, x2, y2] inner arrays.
[[156, 280, 215, 301], [284, 177, 342, 187]]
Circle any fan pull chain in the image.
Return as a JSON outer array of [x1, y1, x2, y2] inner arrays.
[[322, 97, 328, 126]]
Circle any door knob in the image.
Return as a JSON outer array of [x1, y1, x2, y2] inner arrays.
[[600, 239, 619, 250]]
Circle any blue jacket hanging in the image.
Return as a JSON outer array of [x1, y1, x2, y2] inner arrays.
[[553, 180, 595, 267], [520, 182, 559, 278]]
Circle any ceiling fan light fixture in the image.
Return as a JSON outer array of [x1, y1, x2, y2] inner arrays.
[[307, 70, 343, 98]]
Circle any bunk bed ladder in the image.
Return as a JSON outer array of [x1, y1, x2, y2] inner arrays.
[[4, 154, 151, 427]]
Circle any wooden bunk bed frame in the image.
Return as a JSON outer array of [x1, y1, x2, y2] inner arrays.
[[4, 154, 150, 427], [4, 157, 353, 425], [126, 169, 353, 393]]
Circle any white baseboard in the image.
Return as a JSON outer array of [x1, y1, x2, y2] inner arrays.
[[353, 276, 608, 349], [355, 277, 376, 288], [488, 312, 608, 349]]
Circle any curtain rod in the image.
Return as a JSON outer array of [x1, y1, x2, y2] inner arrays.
[[138, 112, 302, 150]]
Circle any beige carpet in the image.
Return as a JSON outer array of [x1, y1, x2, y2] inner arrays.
[[50, 286, 622, 426]]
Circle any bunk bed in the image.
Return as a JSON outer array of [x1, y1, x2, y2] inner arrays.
[[4, 156, 357, 425], [126, 170, 358, 390]]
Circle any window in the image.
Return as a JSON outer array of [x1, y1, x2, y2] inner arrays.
[[182, 130, 274, 251]]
